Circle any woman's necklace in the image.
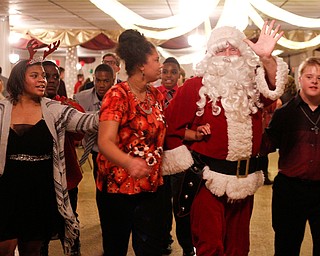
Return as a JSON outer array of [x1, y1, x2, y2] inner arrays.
[[300, 106, 320, 134], [128, 81, 152, 115]]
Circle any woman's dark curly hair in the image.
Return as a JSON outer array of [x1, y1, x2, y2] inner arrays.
[[7, 59, 42, 104], [116, 29, 156, 76]]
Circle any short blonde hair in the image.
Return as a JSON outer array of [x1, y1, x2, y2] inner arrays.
[[298, 57, 320, 77]]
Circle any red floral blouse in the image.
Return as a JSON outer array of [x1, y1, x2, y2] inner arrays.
[[96, 82, 166, 194]]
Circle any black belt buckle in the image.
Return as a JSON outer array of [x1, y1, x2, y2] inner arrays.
[[236, 157, 250, 178]]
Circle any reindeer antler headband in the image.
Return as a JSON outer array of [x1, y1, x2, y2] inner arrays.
[[26, 39, 60, 65]]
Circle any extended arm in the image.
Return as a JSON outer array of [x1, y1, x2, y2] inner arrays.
[[244, 20, 284, 88]]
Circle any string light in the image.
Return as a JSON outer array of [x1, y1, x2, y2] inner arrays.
[[65, 47, 78, 98]]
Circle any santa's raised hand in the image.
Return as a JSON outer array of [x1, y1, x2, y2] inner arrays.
[[244, 20, 284, 60]]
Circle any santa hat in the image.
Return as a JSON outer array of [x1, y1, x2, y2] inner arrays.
[[206, 26, 247, 55]]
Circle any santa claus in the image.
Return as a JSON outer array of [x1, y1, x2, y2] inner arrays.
[[162, 20, 288, 255]]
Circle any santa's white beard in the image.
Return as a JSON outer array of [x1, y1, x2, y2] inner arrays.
[[197, 56, 262, 121]]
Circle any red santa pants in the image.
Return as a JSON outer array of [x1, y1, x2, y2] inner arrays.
[[190, 186, 254, 256]]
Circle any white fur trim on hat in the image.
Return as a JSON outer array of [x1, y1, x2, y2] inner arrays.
[[202, 166, 264, 200], [207, 26, 245, 51], [161, 145, 194, 176], [256, 56, 288, 100]]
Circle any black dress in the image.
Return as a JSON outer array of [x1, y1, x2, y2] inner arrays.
[[0, 119, 63, 242]]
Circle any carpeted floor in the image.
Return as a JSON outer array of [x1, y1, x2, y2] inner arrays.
[[45, 150, 312, 256]]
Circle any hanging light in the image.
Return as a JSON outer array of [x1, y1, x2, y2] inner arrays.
[[9, 53, 20, 64], [217, 0, 249, 31], [188, 33, 206, 48], [9, 32, 22, 44]]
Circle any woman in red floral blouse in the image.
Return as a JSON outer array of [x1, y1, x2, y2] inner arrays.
[[96, 29, 166, 256]]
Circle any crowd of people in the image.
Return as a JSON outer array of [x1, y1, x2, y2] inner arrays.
[[0, 19, 319, 256]]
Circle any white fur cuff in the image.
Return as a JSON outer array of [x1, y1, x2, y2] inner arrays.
[[161, 145, 194, 176], [256, 56, 288, 100], [203, 167, 264, 200]]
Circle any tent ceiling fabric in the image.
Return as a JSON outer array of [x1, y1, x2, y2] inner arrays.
[[1, 0, 320, 54]]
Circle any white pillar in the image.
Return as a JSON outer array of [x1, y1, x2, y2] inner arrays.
[[0, 16, 10, 77]]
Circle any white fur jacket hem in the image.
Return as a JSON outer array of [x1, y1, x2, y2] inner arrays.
[[161, 145, 194, 176], [203, 167, 264, 200]]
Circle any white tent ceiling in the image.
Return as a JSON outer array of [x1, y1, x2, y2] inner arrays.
[[1, 0, 320, 58]]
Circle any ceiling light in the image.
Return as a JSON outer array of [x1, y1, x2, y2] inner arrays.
[[217, 0, 249, 31], [9, 8, 21, 15], [9, 53, 19, 64], [9, 32, 22, 44], [187, 34, 206, 48]]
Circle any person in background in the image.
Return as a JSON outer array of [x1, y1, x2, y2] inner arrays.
[[158, 57, 195, 256], [74, 64, 114, 180], [96, 29, 166, 256], [261, 57, 320, 256], [158, 57, 180, 255], [260, 75, 298, 186], [78, 77, 92, 92], [0, 79, 5, 100], [178, 67, 186, 87], [162, 20, 288, 255], [0, 66, 9, 97], [81, 53, 122, 91], [102, 53, 122, 84], [73, 74, 85, 94], [260, 101, 278, 185], [279, 74, 298, 105], [158, 57, 180, 108], [40, 60, 84, 256], [0, 55, 98, 255], [57, 66, 68, 98]]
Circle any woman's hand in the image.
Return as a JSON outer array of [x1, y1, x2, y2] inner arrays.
[[125, 157, 150, 179]]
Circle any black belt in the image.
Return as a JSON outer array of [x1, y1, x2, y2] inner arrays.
[[177, 152, 264, 217], [200, 154, 264, 177]]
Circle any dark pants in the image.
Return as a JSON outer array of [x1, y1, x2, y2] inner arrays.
[[162, 173, 194, 252], [272, 173, 320, 256], [171, 173, 194, 252], [162, 175, 174, 247], [91, 151, 99, 181], [96, 186, 166, 256]]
